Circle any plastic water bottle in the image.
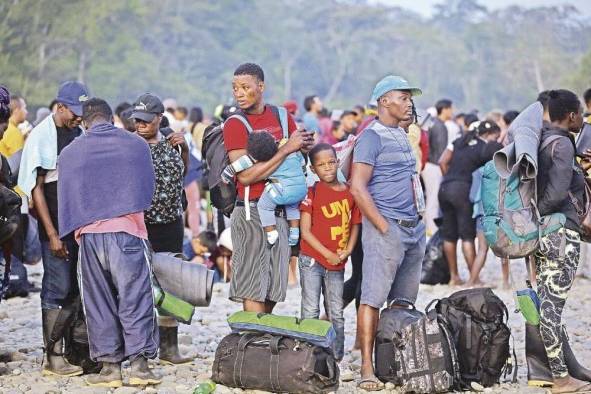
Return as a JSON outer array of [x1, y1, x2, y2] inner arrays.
[[193, 380, 216, 394]]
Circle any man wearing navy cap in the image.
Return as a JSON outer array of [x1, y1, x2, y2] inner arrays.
[[18, 81, 90, 377], [350, 75, 426, 391]]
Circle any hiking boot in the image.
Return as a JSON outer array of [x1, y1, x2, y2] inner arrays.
[[85, 362, 122, 388], [41, 309, 83, 377], [159, 326, 192, 365], [129, 356, 161, 386], [526, 323, 553, 387]]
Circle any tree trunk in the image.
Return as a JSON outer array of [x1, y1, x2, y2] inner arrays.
[[283, 60, 293, 100], [324, 46, 347, 104], [533, 59, 544, 93], [77, 50, 87, 83]]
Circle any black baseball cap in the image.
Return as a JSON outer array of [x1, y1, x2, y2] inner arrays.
[[131, 93, 165, 122]]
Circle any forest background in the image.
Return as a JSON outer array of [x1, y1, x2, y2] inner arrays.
[[2, 0, 590, 114]]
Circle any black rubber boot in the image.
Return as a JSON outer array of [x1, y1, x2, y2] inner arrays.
[[41, 309, 83, 377], [129, 356, 161, 386], [525, 323, 554, 387], [85, 362, 122, 388], [562, 326, 591, 383], [158, 326, 192, 365]]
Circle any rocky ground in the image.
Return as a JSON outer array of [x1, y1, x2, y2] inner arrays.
[[1, 252, 590, 394]]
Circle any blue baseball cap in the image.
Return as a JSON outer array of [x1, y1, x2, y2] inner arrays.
[[56, 81, 89, 117], [370, 75, 422, 102]]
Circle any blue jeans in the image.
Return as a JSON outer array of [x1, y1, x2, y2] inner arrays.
[[257, 190, 300, 228], [41, 240, 79, 309], [299, 254, 345, 360], [360, 216, 426, 309]]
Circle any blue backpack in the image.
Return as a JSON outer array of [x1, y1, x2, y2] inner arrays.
[[481, 136, 566, 259]]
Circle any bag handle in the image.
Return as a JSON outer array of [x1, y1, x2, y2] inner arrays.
[[237, 333, 258, 352], [269, 335, 282, 355], [425, 298, 440, 314], [234, 333, 258, 388], [268, 336, 282, 392], [387, 300, 416, 310]]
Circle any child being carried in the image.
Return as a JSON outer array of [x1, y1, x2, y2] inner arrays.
[[222, 131, 307, 246]]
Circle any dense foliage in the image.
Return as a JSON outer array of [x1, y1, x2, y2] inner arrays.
[[1, 0, 590, 113]]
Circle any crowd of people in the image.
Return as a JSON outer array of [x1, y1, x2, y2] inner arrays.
[[0, 61, 591, 393]]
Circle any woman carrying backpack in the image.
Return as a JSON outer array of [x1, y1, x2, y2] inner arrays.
[[535, 89, 591, 393]]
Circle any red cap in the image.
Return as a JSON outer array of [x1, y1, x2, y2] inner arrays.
[[283, 100, 298, 115]]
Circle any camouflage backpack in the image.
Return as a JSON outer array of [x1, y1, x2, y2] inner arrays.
[[388, 309, 461, 393]]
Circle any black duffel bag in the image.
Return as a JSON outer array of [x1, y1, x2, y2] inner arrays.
[[212, 332, 339, 393], [430, 288, 517, 387]]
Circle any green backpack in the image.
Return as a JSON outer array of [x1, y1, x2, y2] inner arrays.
[[481, 136, 566, 259]]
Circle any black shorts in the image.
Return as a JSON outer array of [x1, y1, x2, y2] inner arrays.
[[438, 181, 476, 242], [146, 216, 184, 253]]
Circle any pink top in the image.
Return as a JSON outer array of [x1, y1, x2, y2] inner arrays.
[[75, 212, 148, 243]]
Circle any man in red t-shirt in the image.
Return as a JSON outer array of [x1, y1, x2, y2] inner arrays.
[[223, 63, 314, 313]]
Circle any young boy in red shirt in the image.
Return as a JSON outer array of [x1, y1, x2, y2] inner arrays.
[[299, 143, 361, 361]]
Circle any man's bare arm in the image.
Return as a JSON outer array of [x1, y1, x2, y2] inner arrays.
[[32, 174, 67, 257], [438, 148, 453, 175], [229, 129, 313, 186], [349, 162, 389, 234]]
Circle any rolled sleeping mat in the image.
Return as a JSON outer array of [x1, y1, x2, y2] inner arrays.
[[151, 252, 214, 307], [494, 101, 543, 180]]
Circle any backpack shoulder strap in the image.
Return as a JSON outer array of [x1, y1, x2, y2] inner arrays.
[[539, 135, 564, 155], [226, 114, 253, 134], [278, 107, 288, 139], [270, 105, 289, 139]]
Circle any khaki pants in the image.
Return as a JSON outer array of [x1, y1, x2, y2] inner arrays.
[[421, 162, 442, 236]]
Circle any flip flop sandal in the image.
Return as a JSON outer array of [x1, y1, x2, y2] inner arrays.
[[357, 377, 385, 392]]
